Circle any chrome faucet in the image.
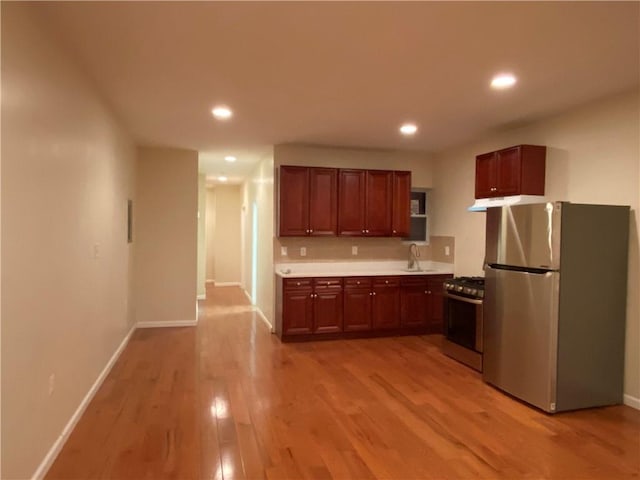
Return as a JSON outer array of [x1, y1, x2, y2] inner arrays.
[[408, 243, 421, 271]]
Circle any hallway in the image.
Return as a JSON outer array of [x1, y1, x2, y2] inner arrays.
[[46, 286, 640, 479]]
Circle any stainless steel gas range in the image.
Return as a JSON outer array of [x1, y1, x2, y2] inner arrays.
[[442, 277, 484, 372]]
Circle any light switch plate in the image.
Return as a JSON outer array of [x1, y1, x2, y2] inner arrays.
[[300, 247, 307, 256], [281, 246, 288, 256], [352, 246, 358, 255], [445, 246, 451, 256]]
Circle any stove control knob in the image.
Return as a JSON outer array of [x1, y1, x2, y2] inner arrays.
[[456, 285, 464, 292], [469, 288, 477, 296]]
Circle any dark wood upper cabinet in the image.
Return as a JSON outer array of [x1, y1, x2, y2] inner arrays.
[[309, 168, 338, 236], [281, 166, 411, 238], [338, 169, 367, 236], [474, 145, 546, 199], [365, 170, 393, 236], [391, 171, 411, 237], [279, 166, 337, 236], [279, 166, 309, 236]]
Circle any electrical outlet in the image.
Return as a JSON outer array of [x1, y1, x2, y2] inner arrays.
[[300, 247, 307, 257], [352, 246, 358, 255], [48, 374, 55, 396], [281, 246, 288, 256], [445, 246, 450, 256]]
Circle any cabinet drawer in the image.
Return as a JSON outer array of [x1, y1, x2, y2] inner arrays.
[[313, 277, 343, 288], [344, 277, 373, 289], [400, 276, 428, 287], [284, 278, 313, 290], [373, 276, 400, 287]]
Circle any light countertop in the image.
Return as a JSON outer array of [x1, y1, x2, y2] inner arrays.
[[275, 260, 454, 278]]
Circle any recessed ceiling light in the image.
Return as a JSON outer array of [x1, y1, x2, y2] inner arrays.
[[211, 106, 233, 119], [490, 73, 517, 90], [218, 176, 228, 182], [399, 123, 418, 136], [224, 156, 237, 163]]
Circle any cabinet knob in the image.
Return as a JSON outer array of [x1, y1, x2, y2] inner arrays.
[[357, 281, 360, 285], [369, 292, 372, 296], [393, 230, 397, 234], [362, 229, 365, 233], [296, 282, 301, 286], [309, 229, 313, 233], [366, 229, 369, 233], [373, 292, 377, 296], [491, 187, 497, 192], [385, 280, 389, 284]]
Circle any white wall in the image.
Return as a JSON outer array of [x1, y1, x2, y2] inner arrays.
[[241, 152, 275, 322], [210, 185, 242, 284], [197, 173, 206, 298], [135, 147, 198, 326], [205, 188, 216, 282], [431, 89, 640, 401], [1, 3, 136, 477], [273, 143, 434, 187]]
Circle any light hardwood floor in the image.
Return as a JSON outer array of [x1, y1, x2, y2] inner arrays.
[[46, 285, 640, 479]]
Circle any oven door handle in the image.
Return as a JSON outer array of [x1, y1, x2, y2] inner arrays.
[[444, 292, 483, 305]]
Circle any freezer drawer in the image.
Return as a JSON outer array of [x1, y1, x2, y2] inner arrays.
[[483, 266, 560, 412], [485, 202, 561, 270]]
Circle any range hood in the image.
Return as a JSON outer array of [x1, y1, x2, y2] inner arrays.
[[468, 195, 547, 212]]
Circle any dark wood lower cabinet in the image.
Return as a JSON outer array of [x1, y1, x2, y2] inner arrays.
[[400, 278, 428, 328], [282, 288, 313, 335], [313, 286, 343, 333], [372, 277, 400, 330], [427, 277, 447, 334], [344, 277, 373, 332], [279, 274, 452, 341]]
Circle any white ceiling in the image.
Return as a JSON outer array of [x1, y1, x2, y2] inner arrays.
[[36, 2, 639, 184]]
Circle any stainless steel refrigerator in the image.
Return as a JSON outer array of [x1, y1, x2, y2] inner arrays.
[[483, 202, 629, 413]]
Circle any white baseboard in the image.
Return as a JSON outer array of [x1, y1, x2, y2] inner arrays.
[[254, 306, 273, 332], [136, 319, 197, 328], [196, 293, 206, 300], [243, 288, 253, 303], [206, 279, 215, 283], [32, 325, 136, 480], [215, 281, 241, 287], [624, 394, 640, 410]]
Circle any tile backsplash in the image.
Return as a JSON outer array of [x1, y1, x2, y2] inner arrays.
[[274, 235, 455, 264]]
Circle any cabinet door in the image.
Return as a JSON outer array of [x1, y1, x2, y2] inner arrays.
[[338, 169, 366, 236], [365, 170, 393, 236], [279, 166, 309, 236], [309, 168, 338, 236], [391, 171, 411, 237], [475, 152, 496, 198], [400, 282, 428, 327], [372, 280, 400, 330], [282, 289, 313, 335], [343, 288, 372, 332], [427, 276, 449, 334], [496, 146, 521, 196], [314, 287, 343, 333]]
